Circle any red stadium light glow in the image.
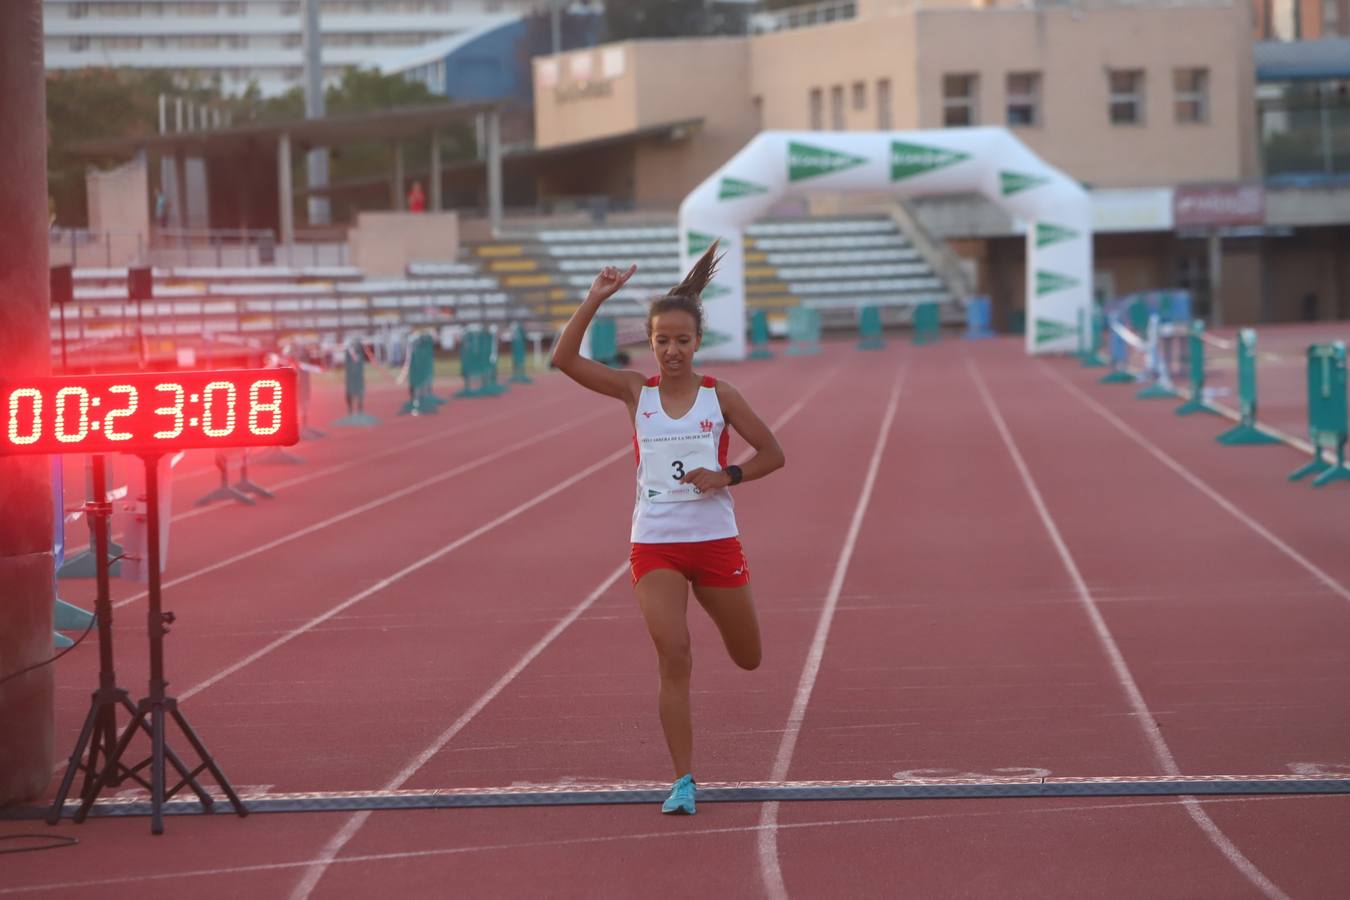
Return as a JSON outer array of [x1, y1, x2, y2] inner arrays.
[[1, 369, 299, 455]]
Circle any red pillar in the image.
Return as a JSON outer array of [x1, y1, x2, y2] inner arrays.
[[0, 0, 55, 806]]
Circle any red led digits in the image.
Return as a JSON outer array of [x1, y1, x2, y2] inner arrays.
[[0, 369, 299, 455]]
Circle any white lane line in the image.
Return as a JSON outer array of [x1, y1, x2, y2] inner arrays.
[[291, 363, 844, 900], [1043, 363, 1350, 607], [9, 793, 1331, 895], [286, 563, 631, 900], [969, 358, 1290, 900], [180, 444, 632, 704], [110, 408, 610, 612], [60, 399, 547, 555], [757, 366, 906, 900]]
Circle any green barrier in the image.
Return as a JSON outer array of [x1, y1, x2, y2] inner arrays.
[[857, 305, 884, 350], [455, 329, 509, 399], [1078, 305, 1106, 368], [510, 323, 532, 384], [1217, 329, 1280, 446], [399, 331, 443, 414], [1290, 341, 1350, 487], [1175, 320, 1220, 416], [912, 301, 939, 345], [748, 309, 773, 360], [589, 318, 620, 367], [787, 306, 821, 356]]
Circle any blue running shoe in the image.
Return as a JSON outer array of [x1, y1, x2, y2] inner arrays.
[[661, 774, 696, 815]]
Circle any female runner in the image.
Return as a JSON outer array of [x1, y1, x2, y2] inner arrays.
[[551, 243, 786, 815]]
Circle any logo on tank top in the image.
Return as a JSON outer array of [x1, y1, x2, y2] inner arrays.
[[700, 419, 714, 433], [642, 411, 657, 418]]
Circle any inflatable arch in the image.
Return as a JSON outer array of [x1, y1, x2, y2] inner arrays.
[[678, 127, 1093, 360]]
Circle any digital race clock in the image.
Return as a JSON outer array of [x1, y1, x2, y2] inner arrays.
[[1, 369, 299, 455]]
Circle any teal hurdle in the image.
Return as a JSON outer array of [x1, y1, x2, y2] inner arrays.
[[1175, 320, 1220, 416], [1289, 342, 1350, 487], [857, 305, 884, 350], [399, 330, 441, 413], [1080, 305, 1107, 368], [1136, 313, 1178, 400], [748, 309, 773, 359], [455, 330, 510, 399], [589, 318, 620, 367], [1217, 329, 1280, 446], [510, 323, 532, 384], [912, 301, 940, 345], [787, 306, 821, 355]]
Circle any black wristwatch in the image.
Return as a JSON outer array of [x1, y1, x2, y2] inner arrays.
[[725, 464, 743, 486]]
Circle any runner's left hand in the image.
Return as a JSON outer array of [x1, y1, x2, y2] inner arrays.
[[680, 468, 731, 493]]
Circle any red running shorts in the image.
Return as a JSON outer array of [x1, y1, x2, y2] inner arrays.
[[630, 537, 750, 589]]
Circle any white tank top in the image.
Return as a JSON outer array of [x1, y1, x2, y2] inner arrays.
[[631, 375, 739, 544]]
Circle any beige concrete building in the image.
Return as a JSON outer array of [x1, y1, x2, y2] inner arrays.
[[533, 0, 1258, 204]]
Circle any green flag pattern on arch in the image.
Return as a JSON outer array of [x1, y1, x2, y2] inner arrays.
[[1036, 222, 1080, 248], [719, 177, 771, 201], [788, 141, 868, 183], [890, 141, 971, 182], [687, 230, 722, 257], [1034, 317, 1077, 345], [1000, 170, 1051, 196], [1036, 270, 1080, 297]]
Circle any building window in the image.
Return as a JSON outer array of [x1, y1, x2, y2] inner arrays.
[[830, 85, 845, 129], [876, 78, 892, 129], [809, 87, 823, 130], [1109, 69, 1145, 124], [852, 81, 866, 111], [942, 73, 978, 127], [1006, 71, 1040, 127], [1174, 68, 1208, 123], [99, 36, 143, 50], [1325, 0, 1342, 33]]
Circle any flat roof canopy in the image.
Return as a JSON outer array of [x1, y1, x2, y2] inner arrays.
[[295, 117, 705, 198], [75, 101, 499, 159]]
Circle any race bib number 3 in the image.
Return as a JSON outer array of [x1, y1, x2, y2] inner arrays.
[[641, 433, 719, 503]]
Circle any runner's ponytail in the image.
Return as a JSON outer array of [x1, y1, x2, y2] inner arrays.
[[647, 241, 723, 338]]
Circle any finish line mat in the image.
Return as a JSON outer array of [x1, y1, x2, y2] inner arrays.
[[12, 774, 1350, 820]]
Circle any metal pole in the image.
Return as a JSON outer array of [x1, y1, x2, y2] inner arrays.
[[393, 142, 405, 210], [0, 0, 56, 805], [551, 0, 562, 55], [303, 0, 331, 226], [158, 94, 167, 134], [487, 111, 503, 236], [430, 130, 442, 212], [1207, 229, 1224, 329], [278, 132, 295, 247]]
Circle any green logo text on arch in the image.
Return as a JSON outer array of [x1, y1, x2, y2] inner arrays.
[[1036, 223, 1080, 248], [719, 177, 771, 201], [1036, 270, 1080, 297], [1001, 170, 1051, 196], [687, 230, 721, 256], [1035, 317, 1076, 345], [788, 141, 868, 183], [890, 141, 970, 182]]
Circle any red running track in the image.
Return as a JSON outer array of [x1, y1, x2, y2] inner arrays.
[[4, 337, 1350, 899]]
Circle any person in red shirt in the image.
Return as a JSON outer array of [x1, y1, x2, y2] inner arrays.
[[406, 180, 426, 213]]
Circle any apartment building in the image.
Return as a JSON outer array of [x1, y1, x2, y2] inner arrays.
[[42, 0, 548, 96]]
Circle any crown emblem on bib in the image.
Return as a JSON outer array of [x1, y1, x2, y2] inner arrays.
[[700, 419, 714, 433]]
